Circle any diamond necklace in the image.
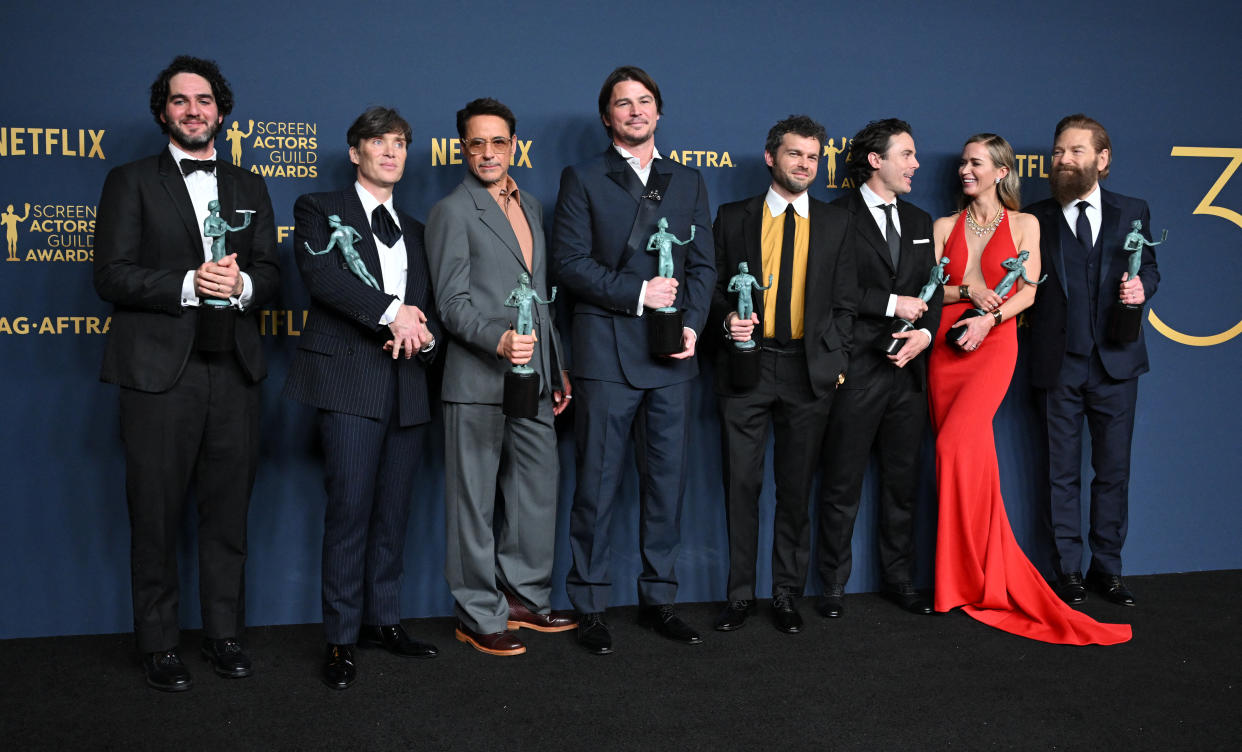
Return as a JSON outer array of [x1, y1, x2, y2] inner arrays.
[[965, 207, 1004, 238]]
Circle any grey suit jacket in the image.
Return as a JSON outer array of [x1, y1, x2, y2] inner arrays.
[[426, 174, 565, 404]]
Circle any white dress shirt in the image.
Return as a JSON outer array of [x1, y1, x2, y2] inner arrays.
[[1061, 183, 1102, 246], [171, 142, 253, 309], [354, 181, 408, 325]]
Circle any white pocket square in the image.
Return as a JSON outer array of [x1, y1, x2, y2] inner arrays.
[[913, 238, 930, 244]]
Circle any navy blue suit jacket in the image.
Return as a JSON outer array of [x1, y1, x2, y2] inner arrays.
[[551, 147, 715, 389], [1025, 188, 1160, 388], [283, 188, 440, 427]]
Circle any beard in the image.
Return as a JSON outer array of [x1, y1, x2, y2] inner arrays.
[[1049, 162, 1098, 205], [773, 168, 813, 196], [168, 118, 221, 153]]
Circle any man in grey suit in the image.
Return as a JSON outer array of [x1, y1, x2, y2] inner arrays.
[[426, 98, 575, 656]]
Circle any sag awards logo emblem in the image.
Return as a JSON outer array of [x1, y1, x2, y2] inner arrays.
[[823, 136, 851, 188], [3, 200, 94, 263], [0, 127, 105, 159], [225, 118, 319, 178]]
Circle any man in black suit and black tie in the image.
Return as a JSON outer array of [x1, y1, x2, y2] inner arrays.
[[94, 55, 280, 691], [710, 115, 857, 634], [284, 107, 441, 690], [816, 119, 940, 619], [1026, 114, 1160, 608]]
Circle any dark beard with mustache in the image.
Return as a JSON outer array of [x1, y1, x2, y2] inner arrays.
[[1049, 162, 1098, 205], [169, 119, 220, 153]]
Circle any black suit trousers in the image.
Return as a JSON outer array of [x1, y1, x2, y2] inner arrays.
[[718, 348, 832, 601], [817, 363, 925, 587], [120, 350, 260, 653]]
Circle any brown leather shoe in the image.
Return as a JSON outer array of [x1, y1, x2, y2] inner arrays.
[[505, 592, 578, 632], [454, 622, 526, 656]]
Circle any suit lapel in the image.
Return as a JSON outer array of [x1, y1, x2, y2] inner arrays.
[[605, 146, 644, 204], [157, 150, 206, 264], [742, 195, 766, 313], [1045, 202, 1070, 297], [341, 188, 387, 290], [466, 178, 527, 271], [1097, 189, 1123, 300], [852, 191, 894, 273]]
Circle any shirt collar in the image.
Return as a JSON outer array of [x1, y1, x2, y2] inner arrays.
[[764, 186, 809, 219], [613, 143, 661, 168], [859, 182, 895, 211], [1061, 183, 1101, 212], [355, 181, 398, 227]]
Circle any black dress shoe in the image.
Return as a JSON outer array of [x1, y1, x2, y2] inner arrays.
[[577, 612, 613, 655], [1086, 571, 1136, 606], [200, 637, 253, 678], [816, 584, 844, 618], [882, 581, 933, 615], [142, 649, 192, 692], [638, 605, 703, 645], [322, 644, 356, 690], [771, 591, 803, 634], [1056, 571, 1087, 605], [713, 599, 755, 631], [359, 624, 439, 658]]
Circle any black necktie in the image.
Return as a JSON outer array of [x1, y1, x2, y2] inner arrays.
[[881, 203, 900, 267], [372, 205, 401, 247], [180, 158, 215, 176], [1075, 200, 1093, 251], [775, 205, 796, 345]]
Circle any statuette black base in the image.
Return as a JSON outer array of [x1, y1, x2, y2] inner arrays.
[[728, 345, 760, 390], [649, 309, 684, 356], [881, 318, 916, 356], [1108, 302, 1142, 344], [503, 370, 540, 419], [195, 305, 236, 352]]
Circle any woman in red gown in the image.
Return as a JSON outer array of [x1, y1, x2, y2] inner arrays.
[[927, 134, 1130, 645]]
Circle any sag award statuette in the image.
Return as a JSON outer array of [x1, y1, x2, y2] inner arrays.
[[726, 261, 771, 389], [646, 217, 695, 356], [882, 257, 949, 355], [1108, 219, 1165, 343], [303, 214, 381, 289], [502, 272, 556, 419], [947, 250, 1046, 348], [197, 200, 255, 352]]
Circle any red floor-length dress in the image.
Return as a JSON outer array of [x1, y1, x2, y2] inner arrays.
[[927, 211, 1131, 645]]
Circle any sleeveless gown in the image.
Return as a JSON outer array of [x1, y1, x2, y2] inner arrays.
[[927, 211, 1131, 645]]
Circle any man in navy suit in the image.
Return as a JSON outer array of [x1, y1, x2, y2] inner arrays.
[[817, 119, 940, 619], [285, 107, 441, 690], [94, 55, 279, 692], [1026, 114, 1160, 608], [552, 66, 716, 654], [709, 115, 857, 635]]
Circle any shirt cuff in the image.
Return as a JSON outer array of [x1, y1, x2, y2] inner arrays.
[[885, 294, 897, 318], [231, 271, 254, 310], [379, 299, 402, 326], [636, 280, 648, 316], [917, 328, 932, 343], [181, 271, 199, 307]]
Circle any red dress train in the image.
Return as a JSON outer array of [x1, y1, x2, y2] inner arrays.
[[927, 211, 1131, 645]]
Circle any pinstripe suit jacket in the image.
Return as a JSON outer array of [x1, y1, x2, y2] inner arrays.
[[283, 188, 440, 427]]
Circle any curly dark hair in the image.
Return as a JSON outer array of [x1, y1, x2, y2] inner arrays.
[[148, 55, 234, 133], [764, 115, 826, 158]]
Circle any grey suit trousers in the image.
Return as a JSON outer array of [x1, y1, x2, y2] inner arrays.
[[443, 399, 559, 634]]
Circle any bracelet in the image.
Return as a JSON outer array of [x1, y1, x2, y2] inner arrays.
[[991, 309, 1003, 325], [959, 284, 970, 300]]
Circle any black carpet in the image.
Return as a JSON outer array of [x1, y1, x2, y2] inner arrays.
[[2, 570, 1238, 751]]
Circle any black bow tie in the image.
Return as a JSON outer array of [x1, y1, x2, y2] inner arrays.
[[180, 158, 216, 176]]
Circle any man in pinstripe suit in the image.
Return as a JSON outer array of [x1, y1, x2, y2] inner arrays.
[[285, 107, 441, 690]]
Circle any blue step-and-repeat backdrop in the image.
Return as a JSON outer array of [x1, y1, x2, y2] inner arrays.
[[2, 1, 1239, 639]]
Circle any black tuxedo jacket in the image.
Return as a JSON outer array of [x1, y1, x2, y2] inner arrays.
[[1025, 188, 1160, 388], [283, 189, 440, 428], [829, 189, 940, 388], [552, 146, 715, 389], [709, 193, 858, 398], [94, 149, 280, 392]]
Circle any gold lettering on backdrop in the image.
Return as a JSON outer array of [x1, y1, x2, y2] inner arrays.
[[1145, 147, 1242, 346]]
